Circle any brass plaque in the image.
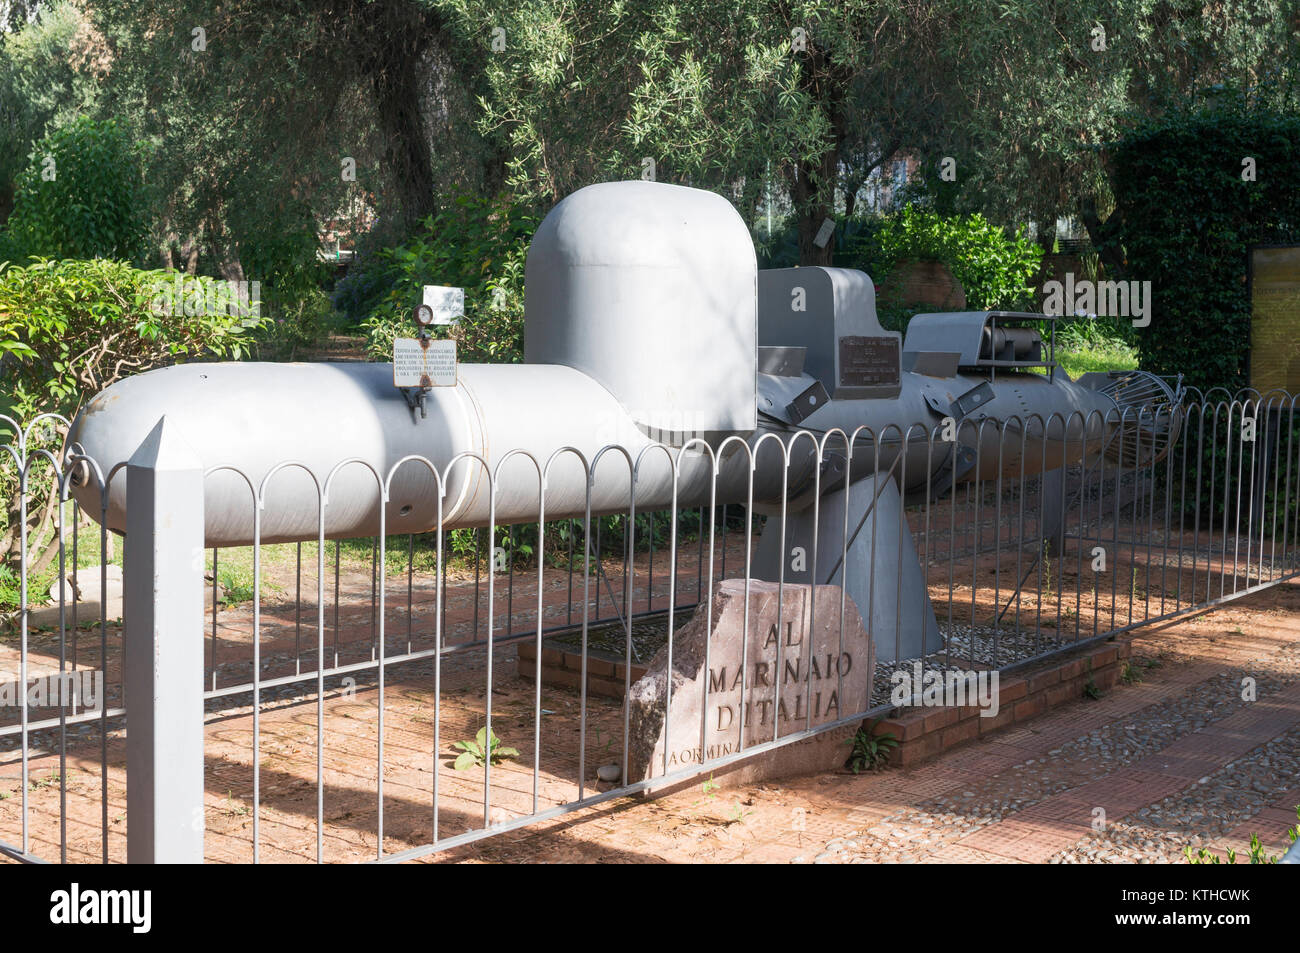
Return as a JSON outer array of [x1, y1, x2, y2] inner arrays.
[[1251, 247, 1300, 394], [838, 336, 900, 388]]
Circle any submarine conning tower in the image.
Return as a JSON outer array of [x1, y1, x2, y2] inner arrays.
[[524, 180, 758, 439]]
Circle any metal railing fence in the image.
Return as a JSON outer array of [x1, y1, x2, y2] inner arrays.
[[2, 390, 1299, 862]]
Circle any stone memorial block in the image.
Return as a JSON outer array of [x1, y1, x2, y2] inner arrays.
[[627, 578, 874, 781]]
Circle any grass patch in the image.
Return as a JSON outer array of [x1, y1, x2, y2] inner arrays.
[[1054, 317, 1139, 378], [1058, 342, 1140, 377], [0, 521, 127, 614]]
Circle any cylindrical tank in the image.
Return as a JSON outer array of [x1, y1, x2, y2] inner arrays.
[[65, 358, 1120, 546], [65, 361, 799, 546]]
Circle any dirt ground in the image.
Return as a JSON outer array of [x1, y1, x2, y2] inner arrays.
[[418, 578, 1300, 865]]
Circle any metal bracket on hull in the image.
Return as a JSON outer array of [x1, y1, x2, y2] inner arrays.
[[752, 474, 944, 663]]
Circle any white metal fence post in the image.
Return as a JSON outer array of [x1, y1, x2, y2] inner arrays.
[[123, 416, 205, 863]]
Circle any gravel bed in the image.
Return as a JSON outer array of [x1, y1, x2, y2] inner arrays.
[[1052, 730, 1300, 863], [797, 635, 1300, 864]]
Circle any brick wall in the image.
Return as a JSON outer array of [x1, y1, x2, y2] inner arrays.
[[516, 642, 648, 699], [879, 639, 1132, 767]]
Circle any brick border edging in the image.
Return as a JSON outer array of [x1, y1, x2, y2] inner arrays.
[[518, 636, 1132, 773], [517, 641, 648, 698], [878, 639, 1133, 767]]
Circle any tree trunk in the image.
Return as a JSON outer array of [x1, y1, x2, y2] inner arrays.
[[788, 36, 854, 268], [1079, 194, 1126, 280], [207, 213, 245, 283], [1037, 216, 1056, 254], [180, 236, 199, 275], [792, 146, 840, 267], [0, 181, 13, 229], [368, 18, 439, 227], [481, 145, 511, 199]]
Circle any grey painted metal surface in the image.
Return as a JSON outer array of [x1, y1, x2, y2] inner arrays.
[[904, 310, 1057, 370], [123, 418, 205, 863], [67, 302, 1125, 547], [758, 267, 901, 400], [67, 360, 801, 544], [903, 311, 1020, 366], [65, 358, 1121, 546], [525, 180, 757, 435], [753, 475, 942, 662]]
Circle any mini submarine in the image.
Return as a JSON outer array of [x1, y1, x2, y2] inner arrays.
[[66, 181, 1179, 659]]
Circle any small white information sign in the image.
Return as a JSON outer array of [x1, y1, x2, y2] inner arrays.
[[393, 337, 457, 388], [422, 285, 464, 325]]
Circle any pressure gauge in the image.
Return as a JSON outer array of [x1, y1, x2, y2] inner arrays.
[[414, 303, 435, 327]]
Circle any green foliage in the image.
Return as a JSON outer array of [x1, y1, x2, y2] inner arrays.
[[214, 563, 259, 607], [0, 1, 103, 197], [1082, 659, 1103, 700], [1, 117, 146, 263], [872, 302, 930, 336], [851, 206, 1043, 311], [331, 222, 414, 324], [431, 509, 710, 578], [845, 718, 899, 773], [361, 193, 537, 363], [227, 196, 331, 317], [1144, 374, 1300, 534], [451, 726, 519, 771], [4, 0, 1296, 279], [0, 517, 120, 616], [941, 2, 1300, 233], [448, 0, 1300, 258], [0, 258, 268, 421], [83, 2, 395, 279], [1184, 804, 1300, 864], [726, 802, 754, 825], [1054, 317, 1139, 378], [756, 215, 879, 272], [256, 287, 346, 361], [0, 564, 20, 613], [445, 0, 831, 217], [760, 206, 1042, 328], [1108, 96, 1300, 394]]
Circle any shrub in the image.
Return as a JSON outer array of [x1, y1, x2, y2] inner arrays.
[[256, 286, 345, 360], [1106, 96, 1300, 394], [757, 208, 1042, 317], [227, 197, 331, 319], [0, 258, 266, 421], [1098, 96, 1300, 529], [0, 257, 269, 581], [0, 116, 146, 263], [852, 206, 1044, 311], [360, 192, 539, 364]]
